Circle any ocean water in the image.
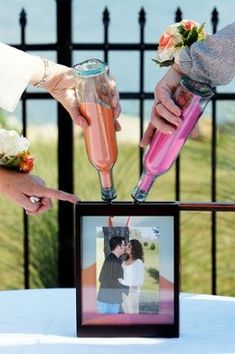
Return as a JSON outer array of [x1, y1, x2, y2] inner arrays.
[[0, 0, 235, 125]]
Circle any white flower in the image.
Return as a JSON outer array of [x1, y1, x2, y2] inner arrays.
[[0, 129, 29, 157], [167, 23, 180, 36], [155, 47, 181, 63]]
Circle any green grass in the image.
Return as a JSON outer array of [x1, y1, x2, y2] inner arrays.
[[0, 121, 235, 295], [141, 243, 159, 292]]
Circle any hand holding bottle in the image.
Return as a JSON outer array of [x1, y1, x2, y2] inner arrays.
[[132, 74, 214, 202], [140, 64, 184, 148], [30, 59, 121, 131]]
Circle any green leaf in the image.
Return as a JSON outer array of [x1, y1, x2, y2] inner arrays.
[[186, 28, 199, 46], [2, 155, 21, 169], [152, 58, 174, 67], [175, 42, 183, 48], [178, 25, 186, 36], [198, 22, 206, 33]]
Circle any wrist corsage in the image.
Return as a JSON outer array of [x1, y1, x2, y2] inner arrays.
[[0, 129, 34, 173], [153, 19, 206, 67]]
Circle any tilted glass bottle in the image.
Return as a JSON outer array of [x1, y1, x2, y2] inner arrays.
[[73, 58, 117, 201], [132, 76, 214, 202]]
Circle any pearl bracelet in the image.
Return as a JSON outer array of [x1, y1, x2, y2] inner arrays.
[[34, 58, 50, 87]]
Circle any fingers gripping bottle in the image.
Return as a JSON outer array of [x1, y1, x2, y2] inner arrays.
[[73, 59, 117, 201], [132, 76, 214, 202]]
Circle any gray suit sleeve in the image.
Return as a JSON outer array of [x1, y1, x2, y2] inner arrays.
[[177, 22, 235, 86]]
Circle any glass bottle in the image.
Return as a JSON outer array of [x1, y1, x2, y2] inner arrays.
[[73, 58, 117, 201], [132, 76, 214, 202]]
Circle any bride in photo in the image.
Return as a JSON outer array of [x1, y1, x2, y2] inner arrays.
[[119, 239, 144, 314]]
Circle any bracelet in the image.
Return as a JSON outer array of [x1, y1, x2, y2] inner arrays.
[[34, 58, 50, 87]]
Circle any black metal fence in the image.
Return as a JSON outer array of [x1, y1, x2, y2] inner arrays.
[[9, 0, 235, 294]]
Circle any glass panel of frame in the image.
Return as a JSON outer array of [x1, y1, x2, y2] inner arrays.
[[75, 202, 179, 337]]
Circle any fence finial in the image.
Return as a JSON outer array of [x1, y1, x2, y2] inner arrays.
[[103, 7, 110, 26], [175, 7, 182, 22], [211, 7, 219, 33], [139, 7, 146, 26], [19, 8, 27, 27]]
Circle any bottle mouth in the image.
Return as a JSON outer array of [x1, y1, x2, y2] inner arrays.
[[131, 186, 148, 202], [180, 76, 215, 99], [101, 187, 117, 201], [73, 58, 108, 77]]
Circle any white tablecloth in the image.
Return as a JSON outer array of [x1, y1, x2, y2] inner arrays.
[[0, 289, 234, 354]]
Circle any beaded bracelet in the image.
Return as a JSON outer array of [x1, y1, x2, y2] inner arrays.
[[34, 58, 50, 87]]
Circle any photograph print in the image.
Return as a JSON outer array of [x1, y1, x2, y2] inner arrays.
[[78, 213, 175, 326]]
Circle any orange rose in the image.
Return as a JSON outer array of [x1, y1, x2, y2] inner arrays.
[[159, 33, 175, 50]]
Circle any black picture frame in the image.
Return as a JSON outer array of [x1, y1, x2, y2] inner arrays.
[[75, 201, 179, 337]]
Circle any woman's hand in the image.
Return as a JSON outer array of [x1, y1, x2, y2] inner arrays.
[[140, 64, 183, 148], [0, 168, 79, 215]]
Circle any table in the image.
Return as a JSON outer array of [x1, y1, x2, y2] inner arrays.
[[0, 289, 234, 354]]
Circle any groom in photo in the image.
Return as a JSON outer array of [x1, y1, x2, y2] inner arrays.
[[97, 236, 129, 314]]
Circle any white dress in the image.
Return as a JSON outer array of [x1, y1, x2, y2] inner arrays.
[[0, 42, 40, 112], [120, 259, 144, 314]]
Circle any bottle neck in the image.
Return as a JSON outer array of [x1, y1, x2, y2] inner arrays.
[[98, 170, 113, 189], [98, 171, 116, 201], [131, 172, 157, 202]]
